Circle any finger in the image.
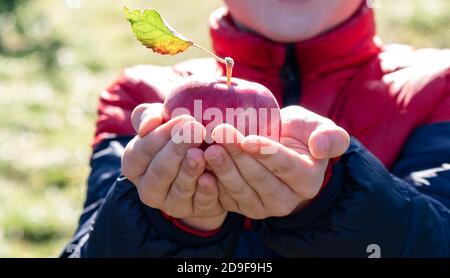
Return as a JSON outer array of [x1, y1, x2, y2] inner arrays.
[[217, 181, 239, 213], [212, 125, 284, 197], [164, 148, 205, 218], [122, 115, 196, 182], [131, 103, 164, 137], [204, 142, 267, 219], [193, 172, 225, 217], [204, 144, 250, 196], [137, 121, 205, 207], [280, 106, 350, 159], [241, 135, 326, 200], [308, 125, 350, 159], [214, 125, 310, 216]]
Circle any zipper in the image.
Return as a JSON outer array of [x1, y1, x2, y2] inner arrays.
[[280, 44, 301, 107]]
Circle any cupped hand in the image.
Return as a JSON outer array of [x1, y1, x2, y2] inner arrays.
[[204, 105, 350, 219], [122, 103, 227, 231]]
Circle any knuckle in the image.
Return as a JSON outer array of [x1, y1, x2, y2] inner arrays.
[[150, 162, 172, 181], [194, 204, 211, 215], [172, 180, 195, 196], [225, 183, 246, 196], [194, 194, 220, 215], [181, 160, 199, 176], [231, 148, 246, 160], [195, 197, 213, 209], [172, 141, 188, 157]]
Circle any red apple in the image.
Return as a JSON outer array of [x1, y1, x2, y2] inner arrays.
[[163, 76, 281, 148]]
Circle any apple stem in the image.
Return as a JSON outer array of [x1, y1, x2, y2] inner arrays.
[[225, 57, 234, 87], [193, 43, 234, 86]]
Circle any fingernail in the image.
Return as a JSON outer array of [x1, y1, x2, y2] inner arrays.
[[208, 153, 223, 166], [199, 183, 211, 194], [242, 142, 259, 153], [138, 114, 158, 136], [141, 109, 152, 120], [315, 135, 330, 157], [138, 115, 150, 131], [187, 158, 198, 169], [139, 109, 156, 124]]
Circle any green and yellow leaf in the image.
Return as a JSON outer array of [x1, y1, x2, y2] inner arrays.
[[124, 7, 193, 55]]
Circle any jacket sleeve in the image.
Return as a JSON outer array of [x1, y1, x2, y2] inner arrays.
[[252, 122, 450, 258], [62, 65, 245, 258], [61, 136, 245, 258]]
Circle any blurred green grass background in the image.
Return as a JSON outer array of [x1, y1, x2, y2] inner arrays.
[[0, 0, 449, 257]]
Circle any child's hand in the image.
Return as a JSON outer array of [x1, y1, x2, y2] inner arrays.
[[204, 106, 350, 219], [122, 103, 227, 231]]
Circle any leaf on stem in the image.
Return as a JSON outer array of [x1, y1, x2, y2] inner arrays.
[[124, 7, 193, 55]]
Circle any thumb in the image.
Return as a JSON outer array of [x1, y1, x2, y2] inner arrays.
[[308, 125, 350, 159], [280, 106, 350, 160], [131, 103, 164, 137]]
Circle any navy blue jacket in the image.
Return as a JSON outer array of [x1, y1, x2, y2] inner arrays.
[[61, 122, 450, 258]]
